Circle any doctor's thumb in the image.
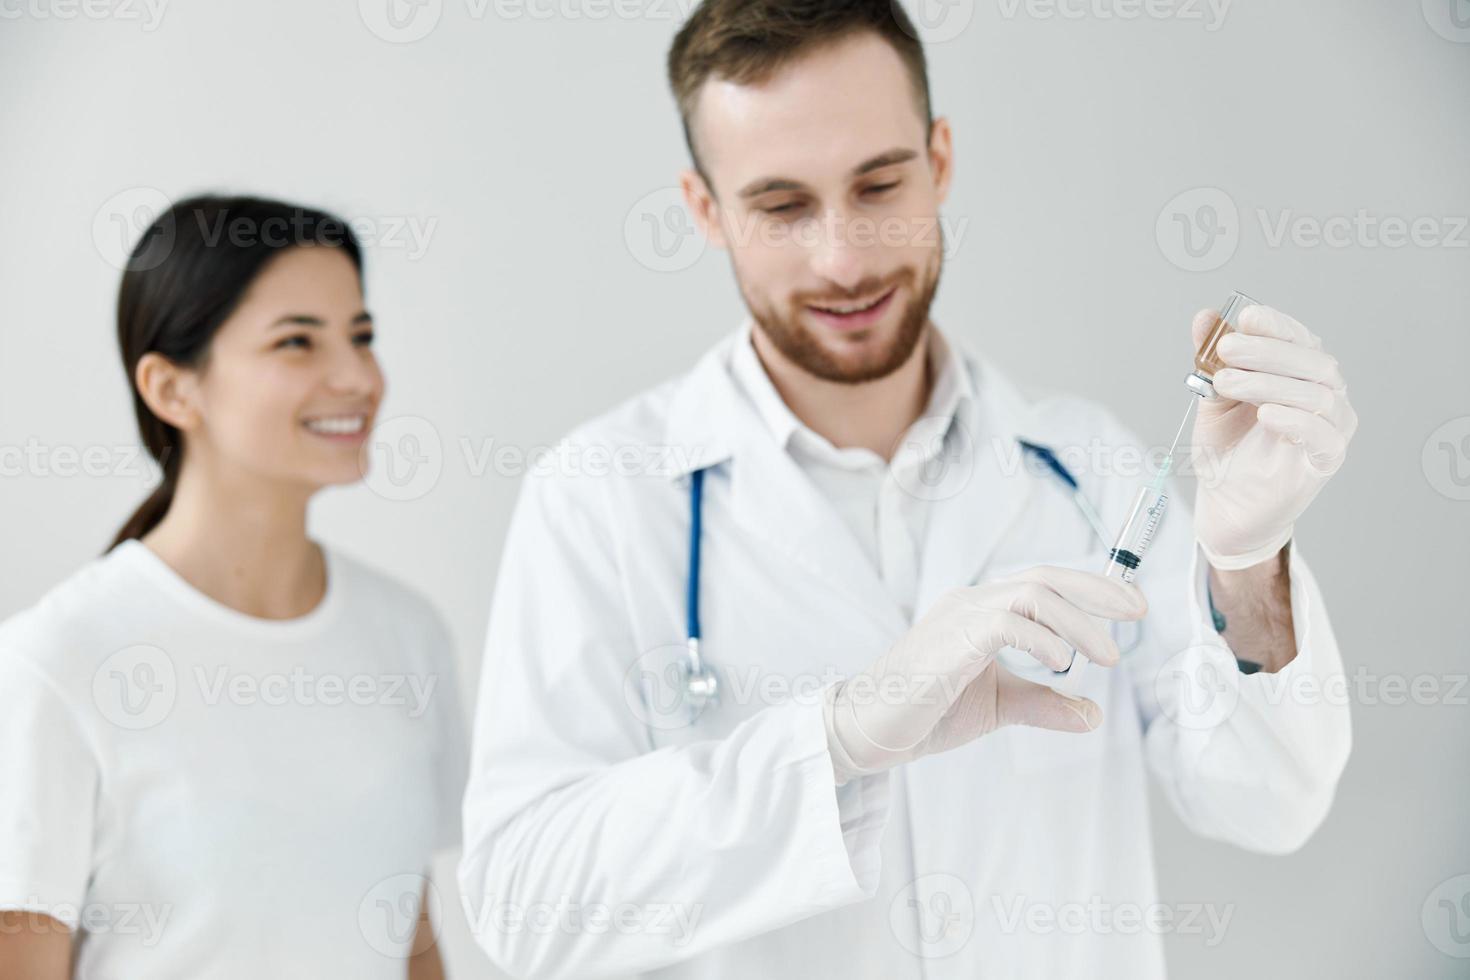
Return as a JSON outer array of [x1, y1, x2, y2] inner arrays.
[[996, 671, 1102, 734]]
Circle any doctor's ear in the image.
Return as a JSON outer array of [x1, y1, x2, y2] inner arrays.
[[135, 352, 203, 434], [927, 117, 955, 206], [679, 168, 728, 249]]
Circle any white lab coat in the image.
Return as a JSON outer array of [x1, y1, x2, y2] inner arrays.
[[458, 328, 1351, 980]]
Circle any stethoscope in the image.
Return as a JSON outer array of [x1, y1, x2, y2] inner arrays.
[[677, 440, 1113, 713]]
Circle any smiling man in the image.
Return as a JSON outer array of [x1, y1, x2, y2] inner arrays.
[[458, 2, 1358, 977]]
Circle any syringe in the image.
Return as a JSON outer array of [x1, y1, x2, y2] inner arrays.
[[1056, 397, 1194, 675]]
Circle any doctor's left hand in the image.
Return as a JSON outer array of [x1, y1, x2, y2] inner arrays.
[[1190, 304, 1358, 570]]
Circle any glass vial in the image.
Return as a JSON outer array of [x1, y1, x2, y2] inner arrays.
[[1185, 290, 1258, 398]]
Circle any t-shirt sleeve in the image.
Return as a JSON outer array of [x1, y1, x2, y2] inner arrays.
[[0, 652, 99, 928]]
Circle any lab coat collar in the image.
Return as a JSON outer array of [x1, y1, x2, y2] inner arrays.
[[663, 324, 1046, 619]]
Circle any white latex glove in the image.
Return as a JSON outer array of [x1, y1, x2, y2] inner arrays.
[[822, 566, 1147, 784], [1191, 304, 1359, 570]]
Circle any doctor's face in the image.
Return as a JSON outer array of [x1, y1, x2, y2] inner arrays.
[[681, 32, 953, 384]]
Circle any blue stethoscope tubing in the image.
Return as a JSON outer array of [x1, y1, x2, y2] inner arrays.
[[678, 440, 1111, 709]]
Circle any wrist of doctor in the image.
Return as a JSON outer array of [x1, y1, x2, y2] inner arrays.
[[1208, 545, 1296, 674]]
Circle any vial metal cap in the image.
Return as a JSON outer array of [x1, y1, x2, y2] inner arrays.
[[1184, 371, 1217, 399]]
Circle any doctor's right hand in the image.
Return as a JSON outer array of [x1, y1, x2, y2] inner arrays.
[[822, 566, 1147, 784]]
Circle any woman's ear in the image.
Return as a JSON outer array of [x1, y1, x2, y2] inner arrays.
[[135, 352, 200, 433]]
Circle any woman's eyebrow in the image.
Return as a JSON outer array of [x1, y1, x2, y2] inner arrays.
[[267, 310, 373, 329]]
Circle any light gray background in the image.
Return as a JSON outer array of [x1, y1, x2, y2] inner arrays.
[[2, 0, 1467, 975]]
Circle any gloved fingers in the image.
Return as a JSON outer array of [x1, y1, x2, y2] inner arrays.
[[995, 668, 1101, 732], [983, 610, 1077, 672], [1212, 369, 1354, 430], [1256, 404, 1351, 472], [1215, 333, 1345, 388], [992, 585, 1120, 668], [1011, 565, 1148, 620], [1237, 304, 1323, 350]]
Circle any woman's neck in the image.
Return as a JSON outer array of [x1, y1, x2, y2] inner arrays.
[[140, 460, 325, 620]]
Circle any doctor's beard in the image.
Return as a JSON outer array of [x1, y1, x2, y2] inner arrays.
[[738, 231, 943, 385]]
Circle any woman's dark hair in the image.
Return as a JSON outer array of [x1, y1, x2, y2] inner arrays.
[[109, 194, 363, 549]]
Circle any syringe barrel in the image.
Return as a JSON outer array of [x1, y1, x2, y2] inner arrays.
[[1103, 486, 1169, 583]]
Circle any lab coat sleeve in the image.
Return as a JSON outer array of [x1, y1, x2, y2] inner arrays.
[[1106, 420, 1352, 856], [457, 467, 890, 980]]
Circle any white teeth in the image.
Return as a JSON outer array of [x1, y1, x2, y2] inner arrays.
[[815, 293, 885, 315], [303, 415, 366, 435]]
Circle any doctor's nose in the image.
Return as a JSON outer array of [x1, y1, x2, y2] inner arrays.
[[805, 208, 867, 291]]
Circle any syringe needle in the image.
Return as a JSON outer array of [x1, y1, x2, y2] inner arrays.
[[1155, 397, 1197, 489]]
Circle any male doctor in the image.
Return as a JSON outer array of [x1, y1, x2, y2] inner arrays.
[[459, 1, 1358, 976]]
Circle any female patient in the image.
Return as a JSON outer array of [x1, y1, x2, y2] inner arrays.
[[0, 195, 465, 979]]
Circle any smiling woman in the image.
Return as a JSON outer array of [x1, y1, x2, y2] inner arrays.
[[0, 195, 466, 980]]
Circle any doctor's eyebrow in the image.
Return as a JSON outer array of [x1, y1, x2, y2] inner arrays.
[[268, 311, 373, 329], [736, 147, 922, 199]]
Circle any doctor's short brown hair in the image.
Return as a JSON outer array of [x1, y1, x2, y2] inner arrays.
[[667, 0, 934, 181]]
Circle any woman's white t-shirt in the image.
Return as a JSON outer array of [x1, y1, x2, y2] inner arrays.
[[0, 540, 468, 978]]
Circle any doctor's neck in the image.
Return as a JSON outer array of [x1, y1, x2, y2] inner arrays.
[[751, 324, 934, 462]]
